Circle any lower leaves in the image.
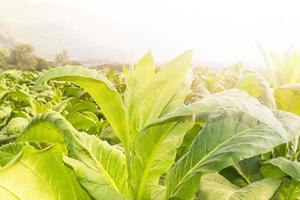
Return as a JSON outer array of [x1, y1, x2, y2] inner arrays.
[[17, 111, 129, 200], [197, 173, 280, 200], [165, 108, 288, 199], [0, 145, 90, 200]]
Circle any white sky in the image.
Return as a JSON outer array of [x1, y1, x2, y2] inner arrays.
[[1, 0, 300, 67]]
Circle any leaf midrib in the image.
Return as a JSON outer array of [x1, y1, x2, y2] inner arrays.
[[169, 119, 271, 197], [136, 123, 176, 199], [0, 184, 21, 200]]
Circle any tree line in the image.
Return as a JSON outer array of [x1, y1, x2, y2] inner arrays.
[[0, 43, 81, 71]]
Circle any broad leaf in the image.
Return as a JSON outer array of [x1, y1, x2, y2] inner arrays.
[[133, 116, 194, 199], [66, 111, 98, 132], [274, 110, 300, 140], [124, 52, 155, 137], [0, 106, 12, 127], [197, 173, 280, 200], [65, 132, 128, 200], [36, 66, 129, 146], [267, 51, 300, 86], [17, 111, 128, 199], [0, 117, 29, 136], [125, 51, 192, 141], [17, 112, 69, 150], [274, 84, 300, 115], [0, 145, 90, 200], [151, 89, 287, 139], [141, 51, 192, 127], [265, 157, 300, 181], [279, 179, 300, 200], [0, 142, 25, 166], [236, 72, 275, 108], [273, 111, 300, 155], [166, 109, 287, 199], [220, 156, 264, 187]]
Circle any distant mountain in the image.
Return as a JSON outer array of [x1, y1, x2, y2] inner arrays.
[[0, 0, 137, 63]]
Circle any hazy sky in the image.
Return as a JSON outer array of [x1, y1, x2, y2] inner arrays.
[[1, 0, 300, 66]]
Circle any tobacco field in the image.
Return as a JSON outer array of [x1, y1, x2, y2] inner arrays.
[[0, 51, 300, 200]]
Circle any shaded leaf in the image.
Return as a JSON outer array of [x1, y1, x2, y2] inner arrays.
[[197, 173, 280, 200]]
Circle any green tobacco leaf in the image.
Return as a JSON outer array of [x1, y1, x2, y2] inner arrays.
[[17, 112, 69, 151], [219, 166, 249, 188], [161, 77, 192, 115], [176, 123, 202, 160], [197, 173, 280, 200], [125, 51, 192, 142], [124, 51, 155, 96], [1, 90, 43, 115], [151, 89, 287, 140], [36, 66, 129, 146], [0, 145, 90, 200], [66, 100, 99, 114], [274, 84, 300, 115], [236, 72, 275, 108], [273, 111, 300, 155], [260, 164, 287, 180], [165, 109, 287, 199], [0, 106, 12, 127], [0, 117, 29, 136], [64, 157, 126, 200], [64, 86, 85, 97], [265, 157, 300, 181], [268, 51, 300, 86], [0, 142, 25, 166], [140, 51, 192, 127], [133, 116, 194, 199], [274, 111, 300, 139], [124, 52, 155, 136], [66, 111, 98, 132], [17, 111, 128, 199], [52, 97, 72, 113], [152, 185, 167, 200], [0, 90, 31, 103], [65, 132, 128, 200], [233, 156, 264, 183], [279, 179, 300, 200], [220, 156, 264, 187]]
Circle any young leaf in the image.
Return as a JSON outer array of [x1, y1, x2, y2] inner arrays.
[[124, 52, 155, 134], [133, 116, 194, 199], [126, 51, 192, 134]]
